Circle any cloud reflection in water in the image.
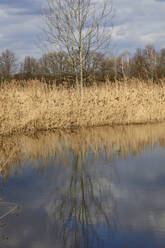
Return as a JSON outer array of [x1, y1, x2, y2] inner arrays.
[[0, 123, 165, 247]]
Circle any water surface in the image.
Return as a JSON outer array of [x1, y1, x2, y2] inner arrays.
[[0, 124, 165, 247]]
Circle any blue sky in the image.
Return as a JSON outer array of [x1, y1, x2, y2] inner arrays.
[[0, 0, 165, 60]]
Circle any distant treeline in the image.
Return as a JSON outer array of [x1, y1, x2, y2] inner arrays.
[[0, 45, 165, 85]]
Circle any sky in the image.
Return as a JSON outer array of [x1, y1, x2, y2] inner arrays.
[[0, 0, 165, 60]]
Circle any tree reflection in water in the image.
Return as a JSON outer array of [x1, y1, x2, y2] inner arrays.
[[1, 123, 164, 247], [49, 152, 116, 248]]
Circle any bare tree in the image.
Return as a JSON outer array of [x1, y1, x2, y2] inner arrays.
[[22, 56, 39, 79], [143, 45, 158, 81], [0, 49, 17, 81], [158, 48, 165, 78], [38, 51, 70, 82], [85, 52, 106, 81], [42, 0, 113, 88]]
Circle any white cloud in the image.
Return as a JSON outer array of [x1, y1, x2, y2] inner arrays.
[[7, 8, 28, 15], [140, 31, 165, 44], [0, 0, 165, 58], [113, 24, 130, 41], [0, 9, 7, 18], [112, 0, 165, 54]]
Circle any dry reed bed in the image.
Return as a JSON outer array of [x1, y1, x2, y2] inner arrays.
[[0, 123, 165, 179], [0, 79, 165, 135]]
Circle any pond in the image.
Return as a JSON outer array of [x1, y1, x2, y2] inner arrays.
[[0, 123, 165, 247]]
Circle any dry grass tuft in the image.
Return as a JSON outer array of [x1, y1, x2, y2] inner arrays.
[[0, 78, 165, 135]]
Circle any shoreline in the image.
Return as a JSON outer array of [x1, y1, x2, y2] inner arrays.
[[0, 119, 165, 138]]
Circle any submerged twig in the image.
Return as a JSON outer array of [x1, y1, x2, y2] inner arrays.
[[0, 201, 19, 221]]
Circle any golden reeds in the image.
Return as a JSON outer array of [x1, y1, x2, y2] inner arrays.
[[0, 78, 165, 135]]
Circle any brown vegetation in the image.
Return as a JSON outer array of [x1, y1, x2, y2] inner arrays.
[[1, 78, 165, 136]]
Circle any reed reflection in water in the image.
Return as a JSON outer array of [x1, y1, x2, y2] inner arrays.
[[0, 123, 165, 247], [1, 122, 165, 176]]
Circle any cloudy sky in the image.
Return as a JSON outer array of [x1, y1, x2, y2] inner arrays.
[[0, 0, 165, 60]]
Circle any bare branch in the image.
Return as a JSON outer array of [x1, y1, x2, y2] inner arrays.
[[41, 0, 113, 86]]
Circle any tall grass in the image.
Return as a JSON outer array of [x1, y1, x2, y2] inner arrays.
[[0, 78, 165, 135]]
